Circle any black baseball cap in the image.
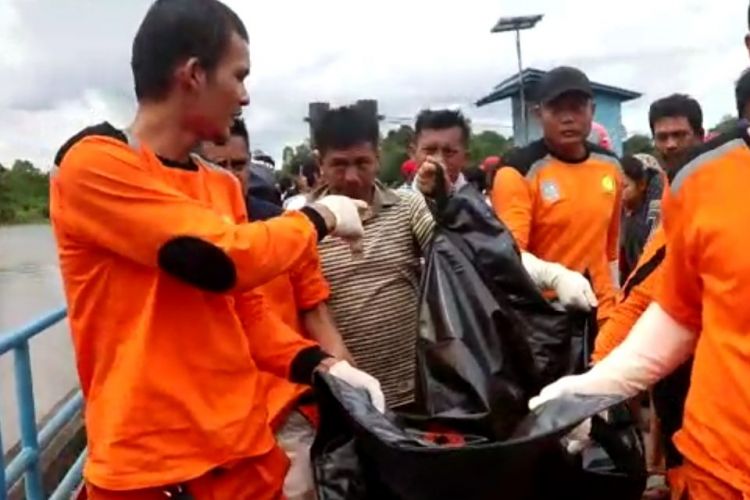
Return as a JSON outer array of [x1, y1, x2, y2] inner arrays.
[[536, 66, 593, 104]]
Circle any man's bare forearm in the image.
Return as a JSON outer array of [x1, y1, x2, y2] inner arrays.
[[302, 303, 355, 365]]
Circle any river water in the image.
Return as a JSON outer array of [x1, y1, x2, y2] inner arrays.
[[0, 224, 78, 454]]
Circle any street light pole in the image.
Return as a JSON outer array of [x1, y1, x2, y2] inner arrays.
[[491, 14, 543, 146], [515, 28, 526, 144]]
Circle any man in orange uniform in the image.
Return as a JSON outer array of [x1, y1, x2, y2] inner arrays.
[[533, 123, 750, 499], [533, 10, 750, 497], [51, 1, 384, 498], [492, 67, 622, 323], [199, 120, 351, 500], [592, 96, 705, 490], [592, 226, 675, 494], [649, 94, 705, 173], [590, 228, 665, 364]]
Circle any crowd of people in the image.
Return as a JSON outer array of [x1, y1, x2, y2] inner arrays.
[[44, 0, 750, 498]]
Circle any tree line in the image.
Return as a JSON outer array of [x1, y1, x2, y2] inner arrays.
[[281, 126, 514, 186], [0, 115, 740, 225], [0, 160, 50, 224]]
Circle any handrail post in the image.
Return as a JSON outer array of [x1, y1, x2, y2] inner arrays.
[[2, 307, 84, 499], [14, 341, 44, 500], [0, 424, 6, 497]]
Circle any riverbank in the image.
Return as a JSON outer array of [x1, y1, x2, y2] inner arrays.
[[0, 216, 49, 226]]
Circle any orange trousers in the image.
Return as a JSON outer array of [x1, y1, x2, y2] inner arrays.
[[85, 446, 289, 500], [669, 460, 748, 500]]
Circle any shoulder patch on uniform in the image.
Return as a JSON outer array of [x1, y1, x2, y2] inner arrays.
[[501, 139, 549, 177], [669, 126, 746, 192], [501, 140, 549, 176], [54, 122, 126, 167], [588, 141, 622, 171]]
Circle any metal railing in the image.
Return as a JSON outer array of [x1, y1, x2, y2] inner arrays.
[[1, 308, 86, 500]]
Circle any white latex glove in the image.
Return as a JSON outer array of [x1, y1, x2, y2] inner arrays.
[[529, 303, 698, 410], [563, 419, 592, 454], [312, 195, 369, 241], [521, 252, 598, 311], [527, 304, 696, 454], [328, 360, 386, 413]]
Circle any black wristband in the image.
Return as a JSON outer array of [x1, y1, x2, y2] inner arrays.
[[290, 346, 332, 384], [300, 206, 330, 242]]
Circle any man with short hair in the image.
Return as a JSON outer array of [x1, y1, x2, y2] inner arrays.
[[200, 118, 351, 500], [637, 96, 703, 480], [51, 1, 381, 498], [649, 94, 704, 171], [489, 67, 622, 323], [306, 106, 434, 407], [200, 118, 251, 191], [306, 105, 596, 408], [412, 109, 473, 191], [531, 6, 750, 496], [200, 118, 287, 219]]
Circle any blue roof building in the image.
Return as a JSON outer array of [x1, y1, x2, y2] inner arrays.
[[476, 68, 641, 155]]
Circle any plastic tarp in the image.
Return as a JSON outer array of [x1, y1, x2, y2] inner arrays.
[[414, 189, 593, 439], [313, 375, 643, 500], [312, 187, 646, 500]]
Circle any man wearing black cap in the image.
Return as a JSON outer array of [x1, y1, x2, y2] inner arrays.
[[491, 66, 623, 325]]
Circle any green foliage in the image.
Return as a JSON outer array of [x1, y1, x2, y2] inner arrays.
[[281, 142, 314, 177], [710, 114, 738, 135], [623, 134, 655, 157], [379, 126, 414, 186], [0, 160, 50, 224], [469, 130, 512, 165], [283, 127, 512, 188]]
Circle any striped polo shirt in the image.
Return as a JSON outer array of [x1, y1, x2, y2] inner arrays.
[[311, 182, 434, 407]]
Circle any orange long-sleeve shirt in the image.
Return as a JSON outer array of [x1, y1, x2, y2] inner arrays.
[[492, 140, 622, 321], [592, 225, 666, 362], [256, 246, 330, 428], [51, 125, 325, 490], [656, 127, 750, 493]]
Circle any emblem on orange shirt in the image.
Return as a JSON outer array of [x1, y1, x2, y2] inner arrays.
[[541, 180, 561, 202], [601, 175, 616, 193]]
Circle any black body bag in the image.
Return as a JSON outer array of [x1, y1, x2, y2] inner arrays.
[[312, 188, 646, 500]]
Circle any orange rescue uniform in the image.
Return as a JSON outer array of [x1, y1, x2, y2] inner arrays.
[[86, 447, 288, 500], [657, 127, 750, 497], [256, 250, 330, 428], [592, 225, 666, 362], [51, 126, 326, 492], [492, 140, 622, 322]]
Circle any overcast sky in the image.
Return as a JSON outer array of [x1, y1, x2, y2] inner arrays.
[[0, 0, 746, 169]]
